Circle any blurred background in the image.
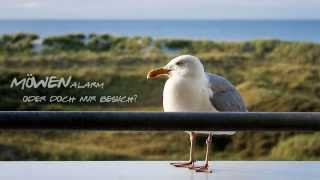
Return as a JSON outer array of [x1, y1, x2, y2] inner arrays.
[[0, 0, 320, 160]]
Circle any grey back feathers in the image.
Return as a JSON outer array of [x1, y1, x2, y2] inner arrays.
[[206, 73, 247, 112]]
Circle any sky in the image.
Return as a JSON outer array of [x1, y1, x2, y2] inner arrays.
[[0, 0, 319, 20]]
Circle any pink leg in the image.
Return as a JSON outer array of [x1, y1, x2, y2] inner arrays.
[[190, 134, 213, 173], [170, 132, 196, 168]]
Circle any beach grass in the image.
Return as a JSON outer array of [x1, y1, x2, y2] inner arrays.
[[0, 33, 320, 160]]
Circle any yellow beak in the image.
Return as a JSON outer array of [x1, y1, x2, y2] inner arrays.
[[147, 68, 170, 80]]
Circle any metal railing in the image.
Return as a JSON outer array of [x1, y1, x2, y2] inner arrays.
[[0, 111, 319, 131]]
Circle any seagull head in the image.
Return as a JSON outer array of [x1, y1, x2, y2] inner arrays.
[[147, 55, 205, 80]]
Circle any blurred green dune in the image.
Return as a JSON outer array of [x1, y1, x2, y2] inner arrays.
[[0, 32, 319, 160]]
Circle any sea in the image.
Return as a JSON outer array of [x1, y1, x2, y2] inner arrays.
[[0, 20, 320, 43]]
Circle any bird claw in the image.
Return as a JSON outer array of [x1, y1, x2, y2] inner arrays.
[[170, 161, 195, 168], [196, 167, 212, 173], [189, 165, 212, 173]]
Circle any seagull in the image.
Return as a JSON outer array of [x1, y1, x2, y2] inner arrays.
[[147, 55, 247, 173]]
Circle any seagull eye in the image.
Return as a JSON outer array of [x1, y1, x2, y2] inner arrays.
[[176, 61, 184, 66]]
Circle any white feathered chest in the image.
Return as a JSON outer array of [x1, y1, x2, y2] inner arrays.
[[163, 77, 217, 112]]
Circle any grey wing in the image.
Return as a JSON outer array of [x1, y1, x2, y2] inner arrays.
[[206, 73, 247, 112]]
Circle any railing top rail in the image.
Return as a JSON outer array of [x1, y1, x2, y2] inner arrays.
[[0, 111, 319, 131]]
